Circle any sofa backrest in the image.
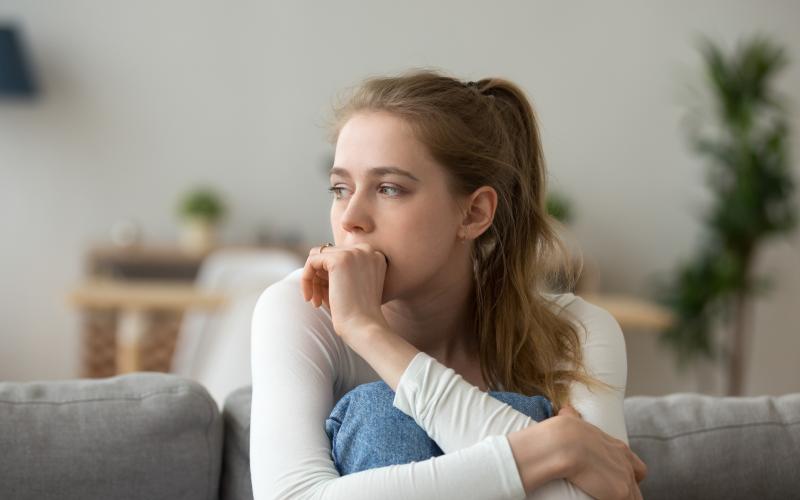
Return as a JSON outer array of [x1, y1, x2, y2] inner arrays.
[[625, 392, 800, 500], [0, 373, 223, 500], [3, 373, 798, 500]]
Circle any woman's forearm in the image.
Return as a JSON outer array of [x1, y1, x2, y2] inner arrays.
[[507, 420, 572, 495], [339, 321, 589, 499], [341, 321, 420, 391]]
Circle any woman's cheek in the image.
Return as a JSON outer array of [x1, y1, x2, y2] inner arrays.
[[383, 236, 441, 298]]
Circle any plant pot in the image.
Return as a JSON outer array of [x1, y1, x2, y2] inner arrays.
[[180, 218, 217, 255]]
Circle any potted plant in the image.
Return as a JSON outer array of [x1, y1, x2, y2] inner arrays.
[[177, 187, 227, 254], [546, 189, 574, 225], [650, 34, 797, 395]]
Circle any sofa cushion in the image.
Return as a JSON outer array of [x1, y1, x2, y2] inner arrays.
[[225, 386, 800, 500], [0, 372, 222, 500], [625, 392, 800, 500], [220, 386, 252, 500]]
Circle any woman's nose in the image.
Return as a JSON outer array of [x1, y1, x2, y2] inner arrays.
[[340, 191, 374, 233]]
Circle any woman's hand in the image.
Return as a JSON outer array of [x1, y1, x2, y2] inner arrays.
[[301, 242, 390, 340], [555, 404, 647, 499], [508, 404, 647, 500]]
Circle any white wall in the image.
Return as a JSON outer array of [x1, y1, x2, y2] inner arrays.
[[1, 1, 798, 395]]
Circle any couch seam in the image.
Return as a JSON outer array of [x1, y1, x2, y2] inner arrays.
[[629, 419, 800, 440], [0, 386, 210, 405], [188, 386, 218, 500]]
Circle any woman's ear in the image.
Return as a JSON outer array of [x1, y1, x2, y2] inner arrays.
[[459, 186, 497, 240]]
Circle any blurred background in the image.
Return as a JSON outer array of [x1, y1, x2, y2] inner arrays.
[[1, 1, 798, 406]]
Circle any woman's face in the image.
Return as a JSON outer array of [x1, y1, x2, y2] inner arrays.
[[330, 111, 467, 302]]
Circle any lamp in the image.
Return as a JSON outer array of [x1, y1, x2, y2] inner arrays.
[[0, 24, 37, 97]]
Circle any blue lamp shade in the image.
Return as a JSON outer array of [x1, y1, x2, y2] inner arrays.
[[0, 25, 37, 96]]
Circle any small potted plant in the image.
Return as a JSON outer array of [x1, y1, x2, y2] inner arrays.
[[177, 187, 226, 254]]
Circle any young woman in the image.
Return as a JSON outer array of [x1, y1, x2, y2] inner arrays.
[[250, 70, 647, 499]]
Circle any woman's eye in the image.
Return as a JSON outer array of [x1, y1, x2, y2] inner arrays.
[[328, 186, 347, 199], [328, 185, 403, 199], [378, 185, 402, 197]]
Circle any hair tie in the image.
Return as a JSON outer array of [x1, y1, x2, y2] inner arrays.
[[465, 80, 495, 99]]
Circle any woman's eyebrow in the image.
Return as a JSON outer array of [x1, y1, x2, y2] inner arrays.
[[329, 166, 421, 182]]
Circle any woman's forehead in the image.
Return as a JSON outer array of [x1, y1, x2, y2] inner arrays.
[[334, 112, 438, 179]]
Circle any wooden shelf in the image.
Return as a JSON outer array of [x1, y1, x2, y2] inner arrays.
[[581, 292, 675, 331], [85, 242, 311, 281], [68, 279, 228, 311]]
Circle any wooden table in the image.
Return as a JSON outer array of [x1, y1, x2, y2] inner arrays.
[[68, 280, 227, 375]]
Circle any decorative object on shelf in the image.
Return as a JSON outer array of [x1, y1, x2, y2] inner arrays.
[[110, 218, 143, 247], [177, 187, 227, 254], [0, 23, 37, 98], [650, 34, 797, 396], [88, 244, 208, 281]]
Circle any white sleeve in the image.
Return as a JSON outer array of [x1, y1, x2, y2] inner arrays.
[[249, 275, 529, 500], [392, 296, 629, 499]]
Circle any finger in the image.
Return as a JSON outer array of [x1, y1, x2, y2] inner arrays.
[[351, 243, 388, 265], [321, 282, 330, 310], [315, 268, 330, 309], [301, 249, 322, 301], [631, 452, 647, 483], [303, 251, 335, 303], [317, 278, 328, 307], [376, 250, 389, 265], [313, 273, 324, 308]]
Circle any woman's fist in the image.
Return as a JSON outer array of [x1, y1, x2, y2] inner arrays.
[[301, 242, 390, 339]]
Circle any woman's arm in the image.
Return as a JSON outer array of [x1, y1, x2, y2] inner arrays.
[[341, 295, 630, 499], [386, 296, 630, 450], [251, 275, 554, 499]]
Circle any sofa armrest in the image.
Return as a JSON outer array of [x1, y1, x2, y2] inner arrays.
[[0, 372, 223, 500]]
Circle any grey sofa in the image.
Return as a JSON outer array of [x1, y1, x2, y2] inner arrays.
[[1, 372, 798, 500]]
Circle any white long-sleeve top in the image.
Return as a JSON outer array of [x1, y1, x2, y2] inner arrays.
[[250, 268, 629, 499]]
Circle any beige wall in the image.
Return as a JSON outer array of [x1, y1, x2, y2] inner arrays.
[[1, 1, 798, 395]]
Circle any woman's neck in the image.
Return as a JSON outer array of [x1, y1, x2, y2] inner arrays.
[[380, 256, 478, 368]]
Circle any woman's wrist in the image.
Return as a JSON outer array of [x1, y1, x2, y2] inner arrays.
[[507, 418, 574, 494]]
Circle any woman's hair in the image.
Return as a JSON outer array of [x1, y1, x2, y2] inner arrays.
[[327, 68, 615, 412]]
